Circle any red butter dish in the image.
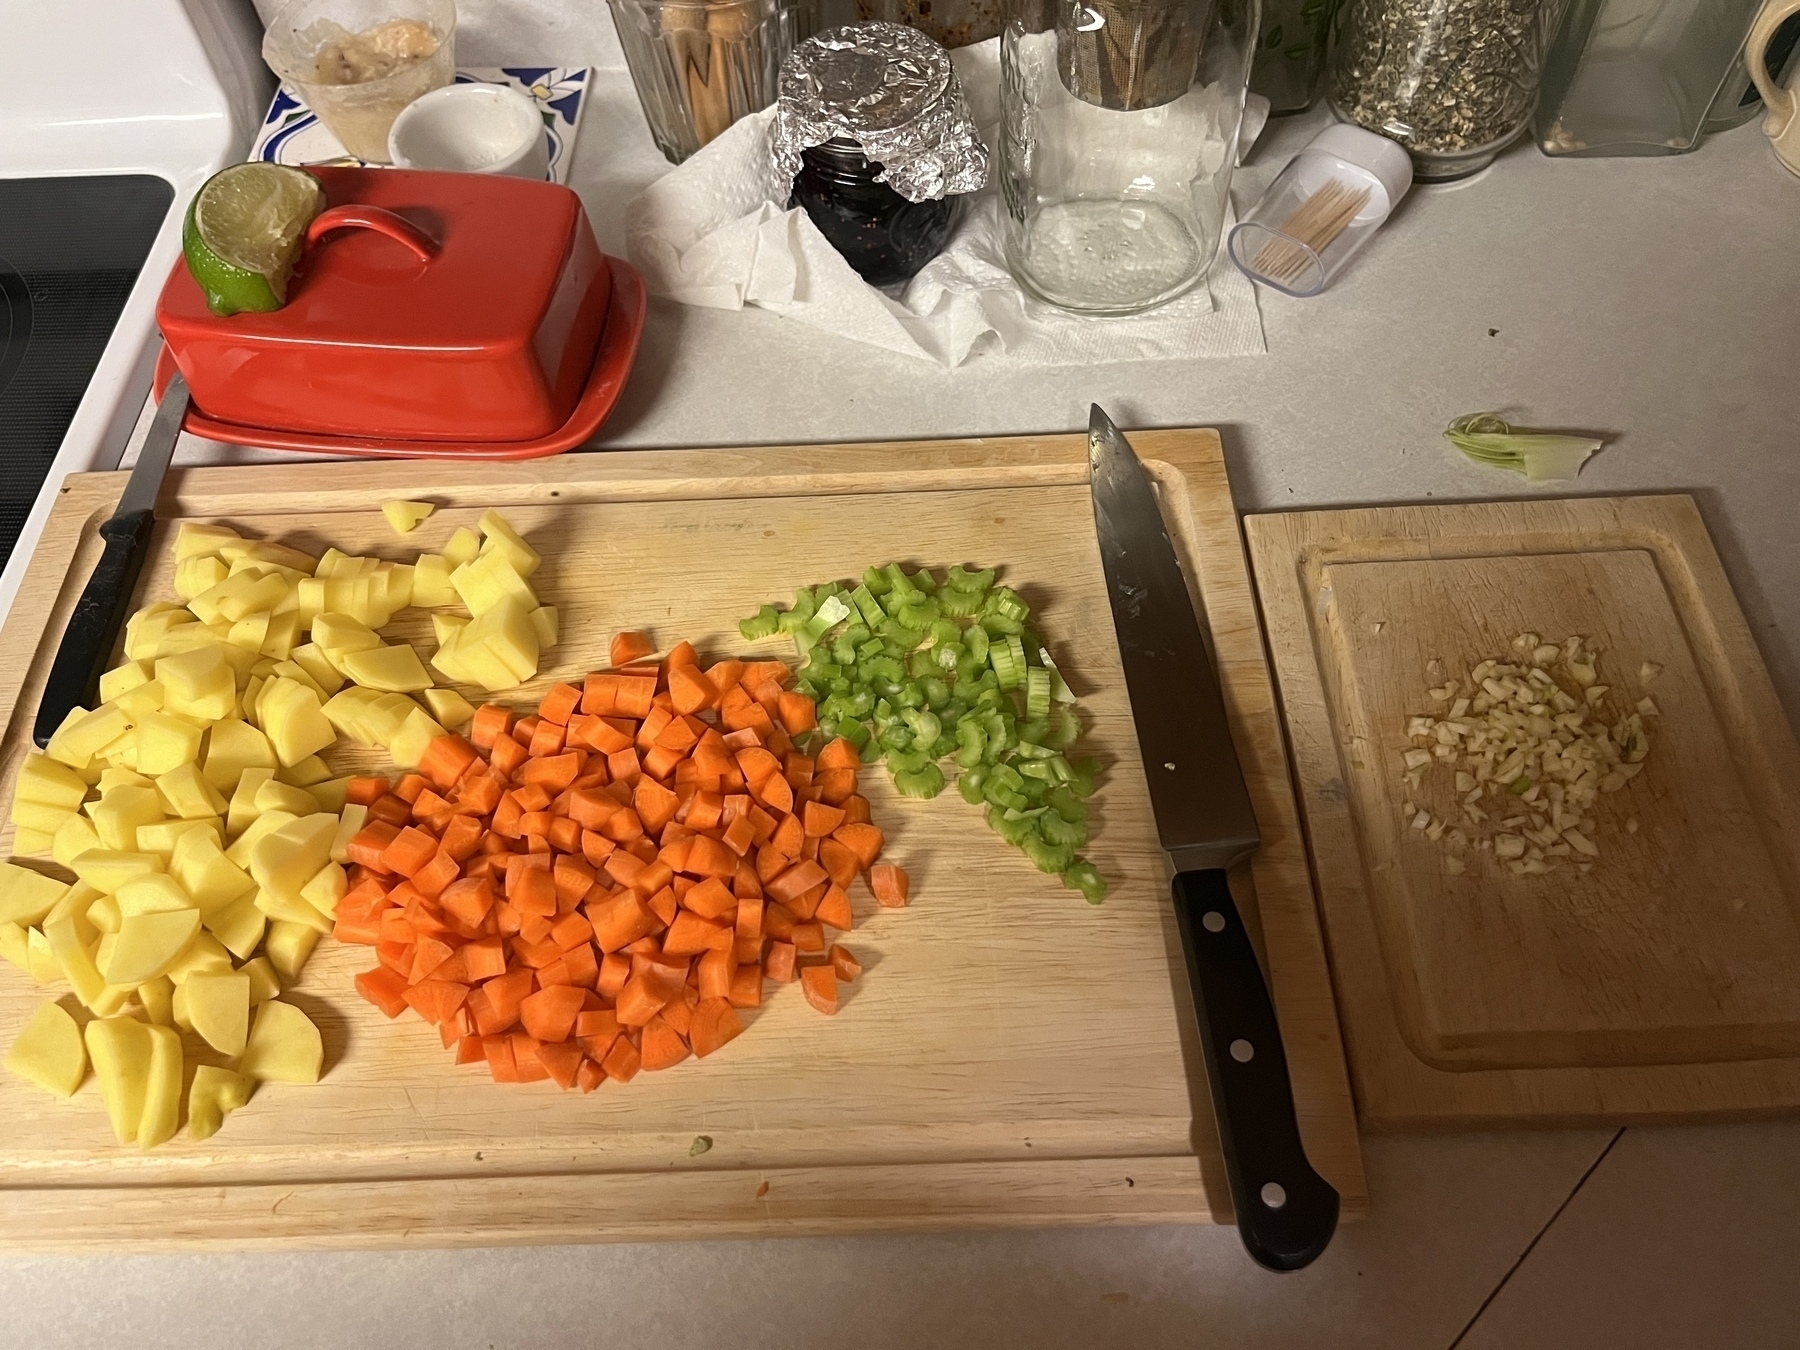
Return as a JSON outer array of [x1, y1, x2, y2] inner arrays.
[[154, 166, 645, 458]]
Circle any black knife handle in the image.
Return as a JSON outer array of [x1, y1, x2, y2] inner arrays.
[[1173, 867, 1339, 1271], [32, 508, 156, 749]]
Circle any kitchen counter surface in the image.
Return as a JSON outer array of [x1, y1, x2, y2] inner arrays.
[[7, 4, 1800, 1346]]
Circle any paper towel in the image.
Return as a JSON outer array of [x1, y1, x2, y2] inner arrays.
[[624, 39, 1267, 367]]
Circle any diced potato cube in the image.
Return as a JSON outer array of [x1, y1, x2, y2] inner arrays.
[[263, 922, 321, 984], [169, 826, 254, 915], [288, 644, 344, 695], [477, 508, 541, 577], [175, 522, 242, 560], [339, 643, 432, 693], [115, 875, 195, 917], [226, 611, 271, 653], [85, 894, 121, 934], [153, 762, 230, 822], [10, 796, 73, 835], [411, 554, 457, 606], [88, 785, 166, 852], [529, 605, 559, 648], [254, 778, 319, 818], [203, 719, 278, 796], [205, 893, 267, 960], [239, 955, 281, 1003], [239, 998, 323, 1084], [17, 752, 93, 809], [85, 1015, 153, 1143], [224, 808, 296, 868], [27, 925, 60, 984], [97, 660, 153, 705], [163, 932, 233, 984], [132, 711, 204, 778], [259, 678, 336, 767], [69, 849, 163, 894], [61, 704, 133, 761], [442, 525, 481, 568], [0, 920, 29, 972], [185, 970, 251, 1056], [138, 974, 175, 1026], [5, 1000, 87, 1097], [467, 597, 540, 683], [114, 679, 167, 720], [299, 862, 346, 919], [311, 612, 381, 654], [156, 644, 231, 705], [248, 813, 338, 905], [226, 767, 277, 839], [51, 814, 102, 868], [389, 707, 448, 770], [101, 908, 200, 985], [137, 1023, 183, 1148], [383, 500, 435, 534], [187, 1064, 253, 1140], [0, 862, 70, 926], [136, 817, 221, 857], [253, 886, 328, 931], [277, 755, 331, 788], [430, 612, 469, 646], [451, 549, 536, 617], [308, 778, 349, 813], [423, 687, 475, 730], [12, 827, 54, 856], [175, 554, 229, 600], [260, 609, 301, 660], [330, 804, 367, 864], [44, 914, 110, 1011], [270, 659, 328, 701]]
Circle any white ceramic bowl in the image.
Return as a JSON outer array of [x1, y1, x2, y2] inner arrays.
[[387, 82, 548, 179]]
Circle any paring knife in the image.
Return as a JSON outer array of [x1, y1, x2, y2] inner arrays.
[[1088, 405, 1338, 1272], [33, 373, 191, 749]]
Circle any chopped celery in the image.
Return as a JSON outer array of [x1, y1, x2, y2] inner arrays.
[[746, 560, 1109, 900], [894, 763, 946, 798], [1062, 861, 1108, 904], [739, 604, 780, 641]]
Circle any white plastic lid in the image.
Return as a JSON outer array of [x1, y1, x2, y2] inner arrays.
[[1306, 122, 1413, 213]]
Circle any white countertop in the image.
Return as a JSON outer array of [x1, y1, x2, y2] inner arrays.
[[12, 4, 1800, 1346]]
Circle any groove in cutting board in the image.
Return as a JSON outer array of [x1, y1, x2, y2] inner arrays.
[[1249, 495, 1800, 1128], [0, 431, 1363, 1249]]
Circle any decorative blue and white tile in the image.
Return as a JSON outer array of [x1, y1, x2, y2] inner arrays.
[[250, 66, 590, 183]]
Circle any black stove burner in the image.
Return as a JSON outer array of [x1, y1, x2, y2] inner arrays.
[[0, 174, 173, 567]]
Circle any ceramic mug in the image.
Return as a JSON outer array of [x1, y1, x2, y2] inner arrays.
[[1749, 0, 1800, 175]]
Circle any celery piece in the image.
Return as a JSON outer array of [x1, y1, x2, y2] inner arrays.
[[1025, 667, 1051, 721], [947, 566, 995, 593], [958, 766, 989, 805], [1040, 810, 1087, 848], [1047, 706, 1081, 750], [986, 588, 1029, 623], [885, 748, 931, 775], [862, 566, 891, 597], [849, 584, 886, 627], [965, 623, 990, 664], [981, 611, 1024, 637], [1062, 861, 1108, 904], [740, 605, 780, 641], [1022, 835, 1075, 875], [939, 587, 984, 618], [894, 763, 946, 799]]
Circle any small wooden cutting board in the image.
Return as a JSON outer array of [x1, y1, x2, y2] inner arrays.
[[1248, 495, 1800, 1128]]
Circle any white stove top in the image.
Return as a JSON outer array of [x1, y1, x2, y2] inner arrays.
[[0, 0, 271, 625]]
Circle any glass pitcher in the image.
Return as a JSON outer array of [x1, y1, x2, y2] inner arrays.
[[1535, 0, 1768, 156], [999, 0, 1261, 315]]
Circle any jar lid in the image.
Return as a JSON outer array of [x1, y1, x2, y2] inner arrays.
[[1309, 122, 1414, 212], [772, 23, 989, 204]]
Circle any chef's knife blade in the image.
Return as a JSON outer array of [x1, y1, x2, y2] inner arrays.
[[33, 374, 190, 749], [1089, 405, 1338, 1272]]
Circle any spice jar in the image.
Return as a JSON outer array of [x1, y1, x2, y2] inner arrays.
[[773, 24, 989, 287], [1329, 0, 1555, 179]]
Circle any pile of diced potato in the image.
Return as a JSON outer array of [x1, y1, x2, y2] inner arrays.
[[0, 503, 551, 1147]]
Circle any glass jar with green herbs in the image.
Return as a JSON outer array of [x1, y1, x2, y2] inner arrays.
[[1329, 0, 1554, 179]]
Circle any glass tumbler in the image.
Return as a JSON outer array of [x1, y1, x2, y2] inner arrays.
[[610, 0, 818, 163], [261, 0, 457, 163], [999, 0, 1262, 315]]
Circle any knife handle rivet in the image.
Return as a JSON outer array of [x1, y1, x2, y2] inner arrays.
[[1201, 911, 1226, 933], [1230, 1038, 1254, 1063], [1260, 1182, 1287, 1210], [1163, 762, 1176, 771]]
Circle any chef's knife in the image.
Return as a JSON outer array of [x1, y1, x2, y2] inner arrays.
[[33, 373, 190, 749], [1088, 405, 1338, 1272]]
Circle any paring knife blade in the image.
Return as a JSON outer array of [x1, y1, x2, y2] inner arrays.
[[1088, 405, 1338, 1272], [33, 374, 191, 749]]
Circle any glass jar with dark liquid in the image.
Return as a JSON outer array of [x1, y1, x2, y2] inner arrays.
[[789, 137, 962, 287]]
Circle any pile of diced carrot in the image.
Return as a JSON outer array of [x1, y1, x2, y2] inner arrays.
[[337, 634, 909, 1090]]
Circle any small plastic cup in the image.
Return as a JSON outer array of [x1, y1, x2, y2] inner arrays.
[[389, 83, 549, 179], [262, 0, 457, 164], [1228, 123, 1412, 297]]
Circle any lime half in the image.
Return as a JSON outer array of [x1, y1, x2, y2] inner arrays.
[[183, 163, 326, 317]]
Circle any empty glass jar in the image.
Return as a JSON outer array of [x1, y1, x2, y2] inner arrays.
[[999, 0, 1262, 315]]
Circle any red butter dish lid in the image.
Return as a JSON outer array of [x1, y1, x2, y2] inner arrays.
[[157, 167, 616, 444]]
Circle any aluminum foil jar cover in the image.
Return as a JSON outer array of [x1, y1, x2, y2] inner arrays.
[[772, 23, 990, 203]]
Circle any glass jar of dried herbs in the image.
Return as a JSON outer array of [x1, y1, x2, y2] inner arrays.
[[1328, 0, 1555, 179]]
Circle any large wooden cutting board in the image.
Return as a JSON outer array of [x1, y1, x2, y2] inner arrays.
[[0, 431, 1362, 1251], [1247, 496, 1800, 1128]]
